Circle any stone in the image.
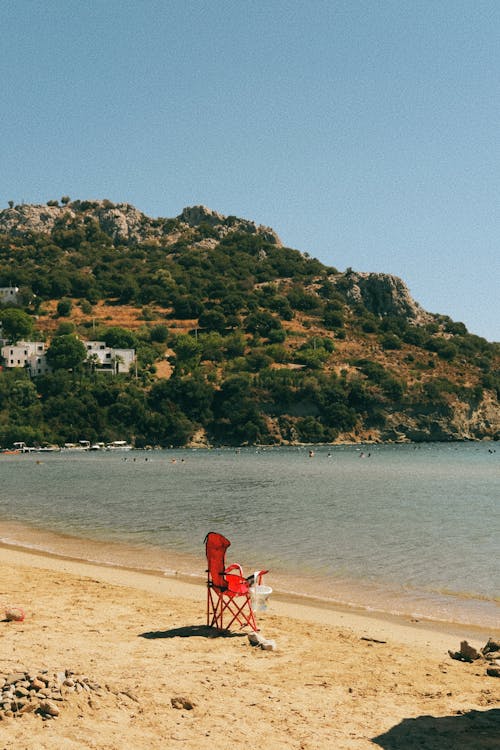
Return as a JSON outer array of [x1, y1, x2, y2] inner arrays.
[[260, 638, 277, 651], [247, 631, 277, 651], [448, 641, 481, 662], [19, 702, 36, 714], [486, 667, 500, 678], [6, 673, 26, 684], [171, 696, 195, 710], [39, 700, 60, 717], [334, 270, 432, 323], [482, 639, 500, 655]]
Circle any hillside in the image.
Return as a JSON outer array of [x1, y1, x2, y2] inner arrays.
[[0, 198, 499, 447]]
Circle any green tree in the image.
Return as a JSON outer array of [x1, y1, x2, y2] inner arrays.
[[0, 308, 33, 342], [102, 327, 138, 349], [172, 334, 202, 374], [56, 298, 72, 317], [149, 324, 169, 343], [46, 334, 87, 371]]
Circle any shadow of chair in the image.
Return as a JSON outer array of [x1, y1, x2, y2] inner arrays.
[[373, 708, 500, 749], [139, 624, 247, 639]]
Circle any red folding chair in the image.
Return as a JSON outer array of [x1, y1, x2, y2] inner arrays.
[[205, 531, 268, 632]]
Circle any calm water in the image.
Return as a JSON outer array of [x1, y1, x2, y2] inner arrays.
[[0, 444, 498, 628]]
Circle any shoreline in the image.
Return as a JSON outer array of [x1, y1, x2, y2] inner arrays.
[[1, 512, 498, 633], [1, 541, 499, 748], [1, 540, 497, 653]]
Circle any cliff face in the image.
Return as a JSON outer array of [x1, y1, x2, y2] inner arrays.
[[0, 201, 282, 247], [333, 271, 432, 324], [381, 393, 500, 443]]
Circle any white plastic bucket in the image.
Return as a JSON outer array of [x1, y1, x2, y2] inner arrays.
[[250, 584, 272, 612]]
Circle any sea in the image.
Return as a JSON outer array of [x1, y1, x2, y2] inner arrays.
[[0, 443, 498, 629]]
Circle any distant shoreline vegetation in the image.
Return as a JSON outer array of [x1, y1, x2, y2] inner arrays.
[[0, 198, 498, 447]]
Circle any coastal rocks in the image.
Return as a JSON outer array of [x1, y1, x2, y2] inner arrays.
[[0, 668, 114, 720], [448, 639, 500, 677]]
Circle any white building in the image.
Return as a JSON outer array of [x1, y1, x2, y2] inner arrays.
[[84, 341, 135, 374], [0, 286, 20, 305], [0, 340, 50, 376], [1, 338, 135, 376]]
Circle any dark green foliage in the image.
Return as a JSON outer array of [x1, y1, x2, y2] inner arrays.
[[211, 375, 270, 445], [102, 327, 138, 349], [54, 321, 75, 336], [46, 334, 87, 371], [244, 311, 283, 338], [0, 308, 34, 342], [287, 286, 321, 312], [425, 336, 458, 361], [380, 333, 402, 350], [56, 298, 72, 317], [171, 334, 202, 374], [323, 309, 344, 330], [198, 308, 227, 332], [149, 324, 169, 343]]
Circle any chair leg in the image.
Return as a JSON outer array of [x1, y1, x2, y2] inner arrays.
[[207, 588, 258, 632]]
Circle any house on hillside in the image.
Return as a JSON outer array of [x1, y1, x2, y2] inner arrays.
[[84, 341, 135, 374], [0, 285, 19, 305], [1, 338, 136, 376], [0, 340, 50, 376]]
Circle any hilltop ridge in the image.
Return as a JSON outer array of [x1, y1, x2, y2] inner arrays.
[[0, 197, 498, 447], [0, 200, 282, 247]]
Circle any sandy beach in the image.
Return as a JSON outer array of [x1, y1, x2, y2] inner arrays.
[[0, 544, 498, 749]]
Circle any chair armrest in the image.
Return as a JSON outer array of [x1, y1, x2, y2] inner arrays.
[[224, 563, 244, 576]]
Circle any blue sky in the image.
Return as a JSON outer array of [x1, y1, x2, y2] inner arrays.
[[1, 1, 499, 341]]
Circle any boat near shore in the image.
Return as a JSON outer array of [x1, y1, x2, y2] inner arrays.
[[61, 440, 91, 451], [13, 442, 37, 453], [105, 440, 133, 451]]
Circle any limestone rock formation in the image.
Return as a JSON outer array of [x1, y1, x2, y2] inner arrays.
[[333, 271, 432, 323], [177, 205, 282, 245], [0, 200, 282, 247]]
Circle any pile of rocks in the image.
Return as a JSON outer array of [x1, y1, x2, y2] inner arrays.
[[448, 638, 500, 677], [0, 669, 108, 720]]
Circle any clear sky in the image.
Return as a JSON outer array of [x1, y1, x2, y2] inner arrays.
[[2, 1, 499, 341]]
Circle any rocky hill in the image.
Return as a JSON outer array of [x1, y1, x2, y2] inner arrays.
[[0, 200, 281, 247], [0, 198, 498, 447]]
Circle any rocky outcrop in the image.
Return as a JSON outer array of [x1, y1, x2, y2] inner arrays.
[[0, 200, 282, 247], [177, 204, 282, 245], [381, 389, 500, 442], [0, 201, 156, 244], [0, 204, 65, 237], [333, 271, 433, 323]]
